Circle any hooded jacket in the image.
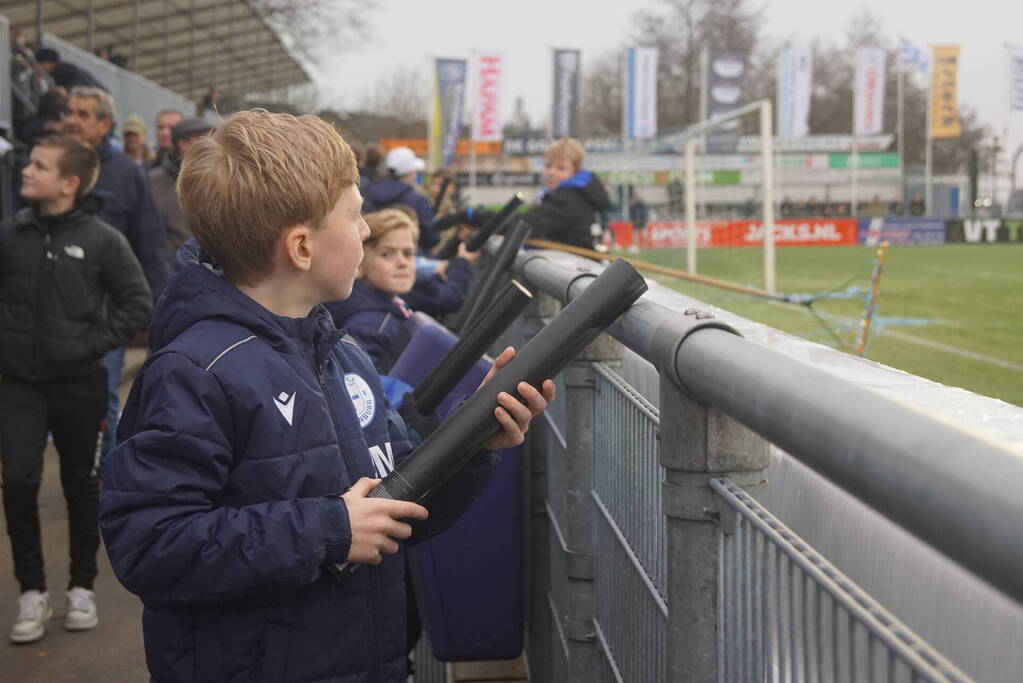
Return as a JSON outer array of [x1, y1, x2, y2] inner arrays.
[[362, 178, 438, 251], [403, 256, 472, 319], [522, 169, 611, 250], [324, 280, 412, 374], [0, 198, 152, 382], [100, 241, 494, 683]]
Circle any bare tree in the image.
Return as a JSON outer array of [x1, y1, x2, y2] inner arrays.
[[250, 0, 377, 64], [581, 50, 623, 136], [361, 65, 429, 125]]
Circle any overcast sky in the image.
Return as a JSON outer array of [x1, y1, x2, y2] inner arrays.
[[317, 0, 1023, 150]]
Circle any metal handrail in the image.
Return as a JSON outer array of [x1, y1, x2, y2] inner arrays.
[[512, 247, 1023, 606]]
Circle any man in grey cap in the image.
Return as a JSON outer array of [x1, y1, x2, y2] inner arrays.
[[147, 117, 214, 261]]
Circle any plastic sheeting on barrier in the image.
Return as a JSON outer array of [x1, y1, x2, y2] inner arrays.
[[387, 313, 524, 661]]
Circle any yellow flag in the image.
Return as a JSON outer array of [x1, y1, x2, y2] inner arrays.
[[930, 45, 961, 139]]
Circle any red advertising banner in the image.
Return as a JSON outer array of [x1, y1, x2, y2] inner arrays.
[[634, 219, 859, 249]]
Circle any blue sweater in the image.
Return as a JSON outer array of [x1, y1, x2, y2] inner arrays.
[[100, 241, 493, 682]]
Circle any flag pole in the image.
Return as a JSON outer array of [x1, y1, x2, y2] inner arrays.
[[469, 49, 478, 203], [925, 47, 933, 216], [897, 61, 905, 210]]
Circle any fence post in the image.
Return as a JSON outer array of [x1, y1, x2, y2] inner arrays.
[[659, 367, 769, 681], [559, 330, 623, 681]]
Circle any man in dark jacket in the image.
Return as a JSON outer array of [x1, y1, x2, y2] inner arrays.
[[0, 134, 151, 644], [363, 146, 439, 250], [63, 85, 168, 462], [148, 117, 213, 260], [34, 48, 105, 92], [522, 137, 611, 251]]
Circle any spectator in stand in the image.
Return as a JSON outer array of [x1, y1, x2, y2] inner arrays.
[[520, 137, 611, 251], [889, 199, 904, 216], [360, 143, 382, 186], [909, 193, 925, 215], [780, 196, 794, 218], [805, 195, 821, 217], [866, 194, 886, 216], [628, 186, 648, 230], [198, 86, 220, 119], [363, 146, 439, 251], [427, 168, 458, 219], [121, 115, 153, 166], [34, 48, 105, 92], [149, 109, 183, 170], [148, 117, 214, 261], [62, 86, 167, 463], [0, 134, 151, 644], [14, 90, 67, 148]]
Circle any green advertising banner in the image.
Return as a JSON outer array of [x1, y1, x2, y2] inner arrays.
[[828, 153, 900, 169]]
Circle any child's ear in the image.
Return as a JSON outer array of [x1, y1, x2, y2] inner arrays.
[[282, 224, 313, 272], [61, 174, 81, 200]]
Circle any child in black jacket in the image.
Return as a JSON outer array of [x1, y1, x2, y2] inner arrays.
[[0, 134, 151, 644], [522, 137, 611, 250]]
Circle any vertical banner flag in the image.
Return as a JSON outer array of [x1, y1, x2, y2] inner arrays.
[[930, 45, 961, 139], [705, 50, 747, 152], [777, 47, 813, 139], [431, 58, 467, 168], [900, 38, 929, 74], [854, 47, 887, 136], [1009, 44, 1023, 116], [624, 47, 658, 140], [552, 49, 581, 138], [473, 52, 503, 141]]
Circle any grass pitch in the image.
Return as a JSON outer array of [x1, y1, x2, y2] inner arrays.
[[634, 244, 1023, 407]]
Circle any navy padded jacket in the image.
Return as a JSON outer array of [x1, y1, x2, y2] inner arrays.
[[100, 241, 493, 683]]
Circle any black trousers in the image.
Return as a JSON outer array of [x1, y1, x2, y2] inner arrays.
[[0, 370, 106, 593]]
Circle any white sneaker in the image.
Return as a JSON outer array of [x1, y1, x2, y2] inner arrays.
[[64, 587, 98, 631], [10, 590, 52, 643]]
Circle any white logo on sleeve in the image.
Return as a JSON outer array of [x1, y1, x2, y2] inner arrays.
[[345, 373, 376, 428], [273, 391, 295, 425], [63, 244, 85, 259], [368, 443, 395, 477]]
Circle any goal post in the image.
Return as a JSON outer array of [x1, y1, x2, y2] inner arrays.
[[671, 99, 776, 294]]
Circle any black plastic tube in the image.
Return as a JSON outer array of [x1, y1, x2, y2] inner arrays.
[[414, 280, 533, 415], [431, 177, 451, 216], [437, 192, 525, 259], [370, 259, 648, 503], [457, 218, 533, 334]]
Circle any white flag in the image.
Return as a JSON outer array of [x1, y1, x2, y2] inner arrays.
[[473, 52, 503, 141], [624, 47, 658, 139], [778, 47, 812, 139], [1009, 44, 1023, 116], [854, 47, 887, 136]]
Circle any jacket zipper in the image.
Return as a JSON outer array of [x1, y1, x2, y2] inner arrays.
[[313, 347, 384, 680], [31, 230, 55, 379]]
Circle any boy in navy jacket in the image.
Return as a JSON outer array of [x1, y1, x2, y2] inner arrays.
[[326, 208, 476, 373], [99, 111, 554, 683]]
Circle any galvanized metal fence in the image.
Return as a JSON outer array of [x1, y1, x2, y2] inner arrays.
[[411, 247, 1023, 682]]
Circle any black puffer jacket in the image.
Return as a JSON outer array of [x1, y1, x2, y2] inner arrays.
[[0, 198, 152, 382], [522, 170, 611, 250]]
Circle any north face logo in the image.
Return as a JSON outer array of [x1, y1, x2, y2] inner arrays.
[[274, 391, 295, 425]]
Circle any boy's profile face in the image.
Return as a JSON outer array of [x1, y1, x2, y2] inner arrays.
[[20, 146, 76, 202], [307, 184, 370, 302], [359, 228, 417, 296], [543, 156, 576, 191]]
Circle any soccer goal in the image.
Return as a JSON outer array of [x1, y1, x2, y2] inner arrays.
[[621, 99, 777, 296]]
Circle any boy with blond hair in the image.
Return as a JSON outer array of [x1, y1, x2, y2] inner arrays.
[[522, 136, 611, 250], [326, 208, 477, 372], [99, 110, 553, 683], [0, 134, 151, 643]]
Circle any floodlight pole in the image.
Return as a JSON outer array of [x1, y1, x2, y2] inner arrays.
[[760, 99, 776, 295], [685, 140, 697, 275]]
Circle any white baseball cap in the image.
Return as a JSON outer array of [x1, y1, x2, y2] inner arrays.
[[385, 146, 426, 176]]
